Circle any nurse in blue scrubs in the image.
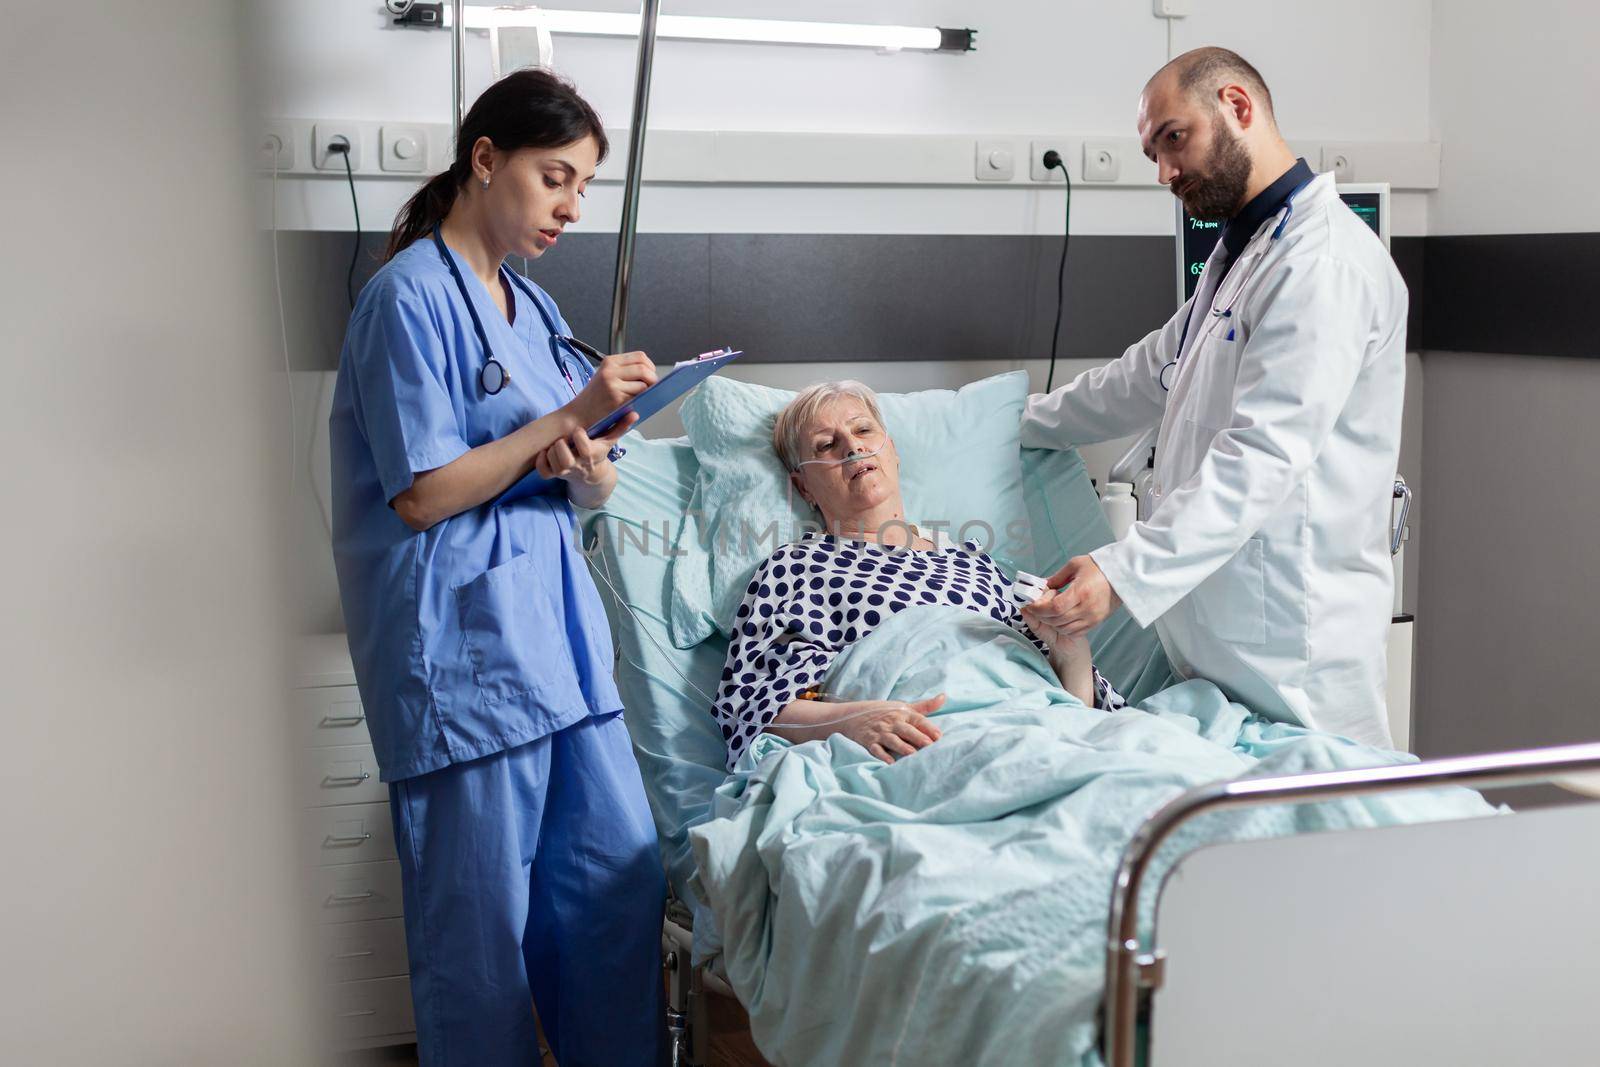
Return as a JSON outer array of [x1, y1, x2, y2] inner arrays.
[[329, 69, 665, 1066]]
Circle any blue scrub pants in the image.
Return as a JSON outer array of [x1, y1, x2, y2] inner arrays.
[[389, 712, 667, 1066]]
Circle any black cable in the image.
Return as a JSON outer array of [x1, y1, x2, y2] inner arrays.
[[332, 142, 362, 310], [1042, 149, 1072, 393]]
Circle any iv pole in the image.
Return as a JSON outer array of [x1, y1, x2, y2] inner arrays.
[[609, 0, 660, 354]]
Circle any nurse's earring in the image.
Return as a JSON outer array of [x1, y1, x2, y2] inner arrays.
[[478, 171, 490, 190]]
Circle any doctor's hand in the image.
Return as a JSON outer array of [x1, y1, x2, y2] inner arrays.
[[535, 417, 636, 487], [571, 351, 657, 429], [1030, 555, 1122, 637], [1020, 592, 1093, 667]]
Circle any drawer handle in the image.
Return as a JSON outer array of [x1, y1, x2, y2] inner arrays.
[[324, 832, 372, 847], [320, 713, 366, 727], [323, 772, 372, 787], [327, 891, 375, 905], [333, 949, 375, 960], [338, 1009, 378, 1018]]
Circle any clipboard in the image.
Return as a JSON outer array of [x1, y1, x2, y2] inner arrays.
[[586, 348, 743, 437]]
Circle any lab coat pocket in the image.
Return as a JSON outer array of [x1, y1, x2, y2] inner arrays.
[[1185, 331, 1243, 432], [454, 553, 574, 709], [1193, 537, 1267, 645]]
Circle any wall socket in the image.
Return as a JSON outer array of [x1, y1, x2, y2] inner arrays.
[[1082, 142, 1122, 182], [1322, 147, 1355, 182], [259, 121, 295, 171], [1030, 141, 1068, 182], [313, 123, 362, 171]]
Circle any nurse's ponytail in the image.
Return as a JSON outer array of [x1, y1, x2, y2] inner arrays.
[[384, 68, 609, 262]]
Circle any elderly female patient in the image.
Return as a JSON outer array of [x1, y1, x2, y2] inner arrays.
[[710, 381, 1126, 769]]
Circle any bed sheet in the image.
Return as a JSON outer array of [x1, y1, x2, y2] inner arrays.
[[687, 606, 1496, 1066]]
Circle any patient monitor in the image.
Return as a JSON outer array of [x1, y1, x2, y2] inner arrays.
[[1174, 182, 1392, 305]]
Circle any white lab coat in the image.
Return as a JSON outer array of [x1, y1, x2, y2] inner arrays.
[[1024, 172, 1406, 747]]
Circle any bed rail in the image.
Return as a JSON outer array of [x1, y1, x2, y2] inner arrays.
[[1102, 740, 1600, 1067]]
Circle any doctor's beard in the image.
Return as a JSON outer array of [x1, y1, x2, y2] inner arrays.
[[1177, 114, 1253, 221]]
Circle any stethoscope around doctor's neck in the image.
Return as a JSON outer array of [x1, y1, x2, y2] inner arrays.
[[1160, 177, 1312, 392]]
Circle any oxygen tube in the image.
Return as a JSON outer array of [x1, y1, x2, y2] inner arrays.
[[795, 444, 886, 469]]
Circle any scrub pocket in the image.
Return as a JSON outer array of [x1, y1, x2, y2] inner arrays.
[[1194, 537, 1267, 645], [454, 553, 576, 709]]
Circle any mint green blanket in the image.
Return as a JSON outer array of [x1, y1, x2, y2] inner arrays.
[[688, 606, 1494, 1066]]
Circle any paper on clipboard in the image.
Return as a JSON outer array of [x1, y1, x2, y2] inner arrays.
[[585, 348, 743, 438]]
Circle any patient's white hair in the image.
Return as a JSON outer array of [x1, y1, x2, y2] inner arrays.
[[772, 380, 886, 473]]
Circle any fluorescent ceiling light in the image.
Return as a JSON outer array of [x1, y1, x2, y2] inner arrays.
[[424, 6, 974, 52]]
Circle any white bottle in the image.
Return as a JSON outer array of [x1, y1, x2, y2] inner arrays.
[[1102, 482, 1137, 540], [1130, 450, 1157, 521]]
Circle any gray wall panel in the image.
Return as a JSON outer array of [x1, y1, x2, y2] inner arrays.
[[517, 234, 713, 361], [1415, 351, 1600, 761], [279, 230, 1427, 370], [1421, 234, 1599, 359]]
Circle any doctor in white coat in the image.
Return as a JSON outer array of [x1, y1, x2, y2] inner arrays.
[[1022, 47, 1406, 747]]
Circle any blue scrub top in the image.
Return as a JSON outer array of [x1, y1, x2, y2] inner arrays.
[[330, 238, 622, 782]]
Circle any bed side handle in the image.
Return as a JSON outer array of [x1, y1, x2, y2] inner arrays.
[[1102, 740, 1600, 1067]]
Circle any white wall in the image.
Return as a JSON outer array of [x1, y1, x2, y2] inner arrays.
[[4, 5, 315, 1061], [1430, 0, 1600, 234], [262, 0, 1434, 236]]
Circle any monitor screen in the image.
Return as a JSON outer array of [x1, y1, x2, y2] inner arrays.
[[1174, 186, 1388, 303], [1339, 191, 1382, 236]]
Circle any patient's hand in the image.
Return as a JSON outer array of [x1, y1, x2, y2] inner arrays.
[[1021, 592, 1090, 663], [836, 695, 946, 763], [769, 694, 946, 763], [1022, 592, 1096, 705]]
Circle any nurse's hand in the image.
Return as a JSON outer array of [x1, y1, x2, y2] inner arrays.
[[1032, 555, 1122, 637], [572, 351, 657, 428], [535, 418, 636, 487]]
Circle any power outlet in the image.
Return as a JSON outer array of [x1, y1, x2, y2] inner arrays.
[[1082, 142, 1122, 182], [314, 123, 362, 171], [259, 121, 295, 171], [1322, 147, 1355, 182], [1030, 141, 1068, 182]]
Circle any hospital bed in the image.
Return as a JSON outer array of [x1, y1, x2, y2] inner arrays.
[[579, 433, 1600, 1067]]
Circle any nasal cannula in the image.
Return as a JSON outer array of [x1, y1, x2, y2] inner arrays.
[[796, 444, 886, 469]]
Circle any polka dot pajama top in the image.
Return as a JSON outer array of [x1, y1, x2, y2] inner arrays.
[[711, 532, 1127, 768]]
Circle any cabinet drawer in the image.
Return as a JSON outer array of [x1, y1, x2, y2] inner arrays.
[[303, 745, 387, 807], [327, 974, 415, 1043], [298, 686, 372, 749], [304, 802, 397, 868], [309, 861, 405, 925], [319, 917, 410, 984]]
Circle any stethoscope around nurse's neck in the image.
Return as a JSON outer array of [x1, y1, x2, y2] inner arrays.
[[1159, 178, 1312, 392], [430, 224, 624, 463], [429, 224, 601, 398], [430, 224, 625, 463]]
